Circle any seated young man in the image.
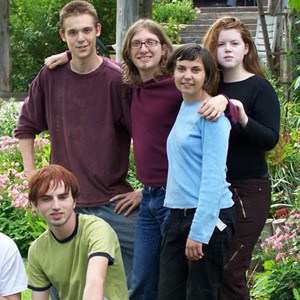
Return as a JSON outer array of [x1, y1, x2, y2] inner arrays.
[[27, 164, 128, 300]]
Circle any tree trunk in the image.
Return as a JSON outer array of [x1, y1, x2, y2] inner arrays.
[[0, 0, 12, 92], [139, 0, 153, 19], [116, 0, 139, 61]]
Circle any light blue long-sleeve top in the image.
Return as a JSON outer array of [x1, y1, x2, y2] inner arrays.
[[164, 100, 234, 244]]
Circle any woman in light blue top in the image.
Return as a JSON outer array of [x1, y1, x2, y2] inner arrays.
[[158, 44, 236, 300]]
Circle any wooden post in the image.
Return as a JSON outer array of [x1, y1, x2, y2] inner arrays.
[[281, 7, 292, 100], [116, 0, 139, 61], [140, 0, 153, 19], [0, 0, 12, 92], [257, 0, 275, 73]]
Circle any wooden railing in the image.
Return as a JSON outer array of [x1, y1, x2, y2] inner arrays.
[[0, 92, 28, 102]]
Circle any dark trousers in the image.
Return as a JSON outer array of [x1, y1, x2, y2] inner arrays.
[[218, 177, 271, 300], [158, 206, 236, 300]]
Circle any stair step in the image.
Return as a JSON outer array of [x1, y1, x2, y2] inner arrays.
[[193, 13, 259, 22], [179, 5, 265, 44], [180, 23, 257, 32], [198, 6, 264, 13]]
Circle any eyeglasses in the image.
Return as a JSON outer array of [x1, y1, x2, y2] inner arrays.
[[130, 39, 161, 49]]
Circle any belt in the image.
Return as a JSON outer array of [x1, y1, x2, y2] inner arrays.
[[170, 208, 196, 216]]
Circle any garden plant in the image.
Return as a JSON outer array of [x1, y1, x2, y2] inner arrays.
[[1, 0, 299, 298]]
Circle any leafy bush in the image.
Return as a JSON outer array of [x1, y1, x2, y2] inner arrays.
[[251, 211, 300, 300], [0, 135, 50, 256], [153, 0, 196, 24], [266, 75, 300, 211], [266, 0, 300, 214], [10, 0, 117, 91], [153, 0, 197, 43], [0, 100, 21, 136]]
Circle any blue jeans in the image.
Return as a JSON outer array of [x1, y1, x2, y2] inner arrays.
[[129, 186, 170, 300], [76, 202, 137, 289]]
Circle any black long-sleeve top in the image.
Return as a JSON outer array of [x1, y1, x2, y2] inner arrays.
[[219, 75, 280, 180]]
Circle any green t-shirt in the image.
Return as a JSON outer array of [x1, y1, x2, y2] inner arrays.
[[28, 214, 128, 300]]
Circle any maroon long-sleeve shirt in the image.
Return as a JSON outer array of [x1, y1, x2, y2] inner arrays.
[[15, 59, 133, 207]]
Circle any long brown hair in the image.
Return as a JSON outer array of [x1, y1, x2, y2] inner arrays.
[[122, 19, 173, 86], [202, 16, 265, 78]]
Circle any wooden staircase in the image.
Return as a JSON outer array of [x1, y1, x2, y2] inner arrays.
[[179, 6, 266, 44]]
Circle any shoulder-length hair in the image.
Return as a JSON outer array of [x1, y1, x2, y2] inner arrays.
[[122, 19, 173, 86], [202, 16, 265, 78]]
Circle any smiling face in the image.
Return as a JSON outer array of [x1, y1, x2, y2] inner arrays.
[[174, 58, 208, 102], [217, 29, 249, 72], [129, 28, 165, 82], [59, 14, 101, 61], [36, 181, 76, 236]]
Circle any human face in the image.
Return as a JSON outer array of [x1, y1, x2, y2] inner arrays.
[[36, 181, 76, 235], [129, 28, 165, 82], [174, 58, 207, 102], [217, 29, 249, 72], [59, 14, 101, 60]]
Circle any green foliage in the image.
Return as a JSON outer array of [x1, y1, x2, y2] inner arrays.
[[289, 3, 300, 98], [0, 100, 49, 255], [289, 0, 300, 12], [0, 99, 20, 136], [153, 0, 196, 24], [153, 0, 197, 43], [251, 260, 300, 300], [251, 211, 300, 300], [10, 0, 116, 91], [266, 75, 300, 211], [0, 198, 32, 257], [127, 147, 143, 190], [268, 0, 300, 208], [0, 134, 50, 256]]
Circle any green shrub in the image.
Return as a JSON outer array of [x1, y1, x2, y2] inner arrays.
[[10, 0, 117, 91], [153, 0, 196, 24], [266, 74, 300, 211], [0, 134, 50, 256], [0, 100, 21, 136], [153, 0, 197, 43], [251, 211, 300, 300]]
